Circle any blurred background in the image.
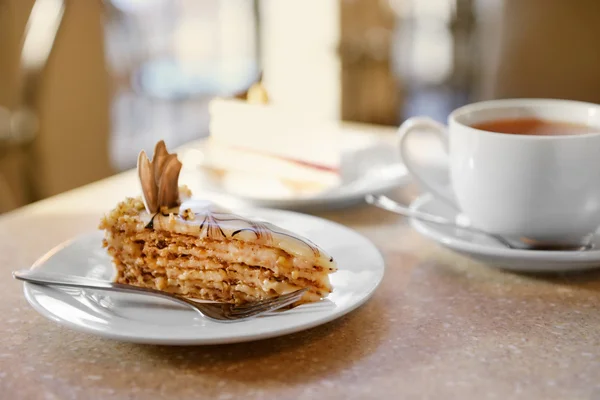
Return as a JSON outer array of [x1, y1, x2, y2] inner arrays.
[[1, 0, 600, 213]]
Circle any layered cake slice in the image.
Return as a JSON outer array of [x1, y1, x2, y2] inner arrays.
[[99, 141, 336, 304]]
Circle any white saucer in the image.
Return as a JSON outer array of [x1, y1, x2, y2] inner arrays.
[[177, 136, 409, 210], [21, 209, 384, 345], [410, 193, 600, 272]]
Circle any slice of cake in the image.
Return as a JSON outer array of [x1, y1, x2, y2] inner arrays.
[[203, 83, 343, 195], [100, 141, 336, 304], [201, 84, 402, 196], [208, 86, 341, 173]]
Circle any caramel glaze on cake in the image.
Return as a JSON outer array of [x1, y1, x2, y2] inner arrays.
[[99, 141, 336, 304]]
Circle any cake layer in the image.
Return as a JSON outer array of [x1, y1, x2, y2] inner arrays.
[[196, 141, 341, 194], [116, 259, 253, 303], [101, 195, 337, 272], [104, 221, 334, 275], [106, 229, 331, 292], [105, 226, 330, 304], [113, 257, 322, 304]]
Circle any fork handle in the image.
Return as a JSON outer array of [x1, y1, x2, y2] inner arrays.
[[12, 269, 202, 311]]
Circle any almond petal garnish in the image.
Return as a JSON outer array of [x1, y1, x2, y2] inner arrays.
[[157, 154, 182, 209], [137, 151, 158, 213], [138, 141, 182, 214], [153, 140, 169, 184]]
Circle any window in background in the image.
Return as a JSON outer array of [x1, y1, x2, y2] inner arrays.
[[104, 0, 259, 171], [390, 0, 476, 122]]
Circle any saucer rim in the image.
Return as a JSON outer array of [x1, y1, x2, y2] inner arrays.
[[409, 193, 600, 262]]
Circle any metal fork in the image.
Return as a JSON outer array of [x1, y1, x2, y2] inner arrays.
[[13, 269, 307, 322]]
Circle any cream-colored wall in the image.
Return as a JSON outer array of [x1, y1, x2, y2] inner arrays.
[[0, 0, 113, 213]]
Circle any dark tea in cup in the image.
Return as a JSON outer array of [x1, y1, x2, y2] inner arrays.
[[471, 117, 597, 136]]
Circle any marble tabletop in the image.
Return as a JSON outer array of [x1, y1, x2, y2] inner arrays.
[[1, 137, 599, 400]]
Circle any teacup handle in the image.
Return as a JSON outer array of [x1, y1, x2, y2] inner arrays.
[[398, 117, 458, 208]]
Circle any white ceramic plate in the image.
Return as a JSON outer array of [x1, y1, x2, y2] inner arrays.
[[177, 136, 409, 210], [410, 193, 600, 272], [22, 209, 385, 345]]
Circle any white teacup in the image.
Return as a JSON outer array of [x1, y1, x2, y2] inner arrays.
[[399, 98, 600, 249]]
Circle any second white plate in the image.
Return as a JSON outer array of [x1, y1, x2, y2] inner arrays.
[[178, 136, 409, 210]]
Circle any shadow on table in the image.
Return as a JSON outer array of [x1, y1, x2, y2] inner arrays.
[[517, 269, 600, 293], [421, 240, 600, 295], [136, 294, 389, 384]]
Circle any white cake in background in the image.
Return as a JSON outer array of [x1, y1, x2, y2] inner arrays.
[[208, 96, 342, 171], [200, 83, 343, 195], [195, 141, 341, 195], [198, 83, 400, 197]]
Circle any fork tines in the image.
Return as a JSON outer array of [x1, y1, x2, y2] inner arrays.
[[230, 288, 308, 316]]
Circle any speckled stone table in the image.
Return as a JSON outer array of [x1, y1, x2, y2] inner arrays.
[[1, 148, 599, 400]]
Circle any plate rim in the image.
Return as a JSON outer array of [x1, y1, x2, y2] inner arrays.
[[22, 209, 385, 345], [198, 174, 410, 210], [181, 139, 409, 210]]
